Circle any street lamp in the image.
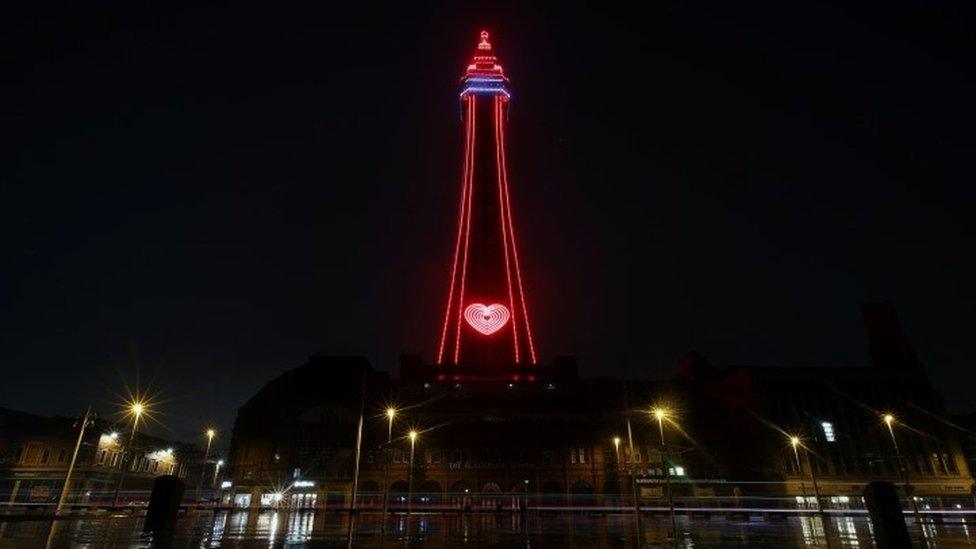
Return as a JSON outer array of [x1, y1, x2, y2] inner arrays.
[[882, 413, 922, 524], [213, 459, 224, 488], [386, 408, 396, 443], [113, 401, 146, 507], [790, 436, 807, 507], [197, 428, 216, 504], [789, 434, 829, 537], [56, 406, 93, 513], [790, 436, 803, 487], [407, 430, 418, 516], [651, 407, 677, 540], [381, 407, 398, 526]]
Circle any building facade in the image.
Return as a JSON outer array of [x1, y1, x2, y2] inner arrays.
[[0, 407, 206, 507], [224, 303, 972, 511]]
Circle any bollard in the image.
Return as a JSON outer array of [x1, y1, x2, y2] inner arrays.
[[144, 475, 186, 540], [863, 481, 911, 549]]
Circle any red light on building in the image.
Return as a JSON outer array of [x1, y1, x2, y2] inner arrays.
[[436, 31, 537, 367]]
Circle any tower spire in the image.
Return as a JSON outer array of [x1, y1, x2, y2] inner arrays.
[[436, 31, 537, 369], [478, 30, 491, 51]]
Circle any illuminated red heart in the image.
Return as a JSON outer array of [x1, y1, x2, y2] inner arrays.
[[464, 303, 510, 335]]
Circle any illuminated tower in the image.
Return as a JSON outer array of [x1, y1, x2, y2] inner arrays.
[[436, 31, 537, 368]]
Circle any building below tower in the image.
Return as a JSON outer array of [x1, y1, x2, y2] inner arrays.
[[222, 304, 974, 511]]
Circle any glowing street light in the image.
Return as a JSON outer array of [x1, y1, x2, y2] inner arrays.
[[881, 413, 922, 523], [653, 407, 668, 422], [788, 434, 829, 534], [789, 435, 805, 498], [407, 430, 419, 515], [381, 407, 399, 526], [883, 413, 895, 429], [613, 436, 622, 465], [650, 407, 677, 539], [197, 428, 217, 503], [213, 459, 224, 488], [386, 408, 397, 443], [113, 400, 147, 507]]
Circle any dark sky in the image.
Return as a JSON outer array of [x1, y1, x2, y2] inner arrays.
[[2, 3, 974, 444]]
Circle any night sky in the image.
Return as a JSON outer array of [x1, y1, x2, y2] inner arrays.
[[3, 3, 974, 444]]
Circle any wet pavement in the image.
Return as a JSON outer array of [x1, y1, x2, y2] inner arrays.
[[1, 510, 974, 547]]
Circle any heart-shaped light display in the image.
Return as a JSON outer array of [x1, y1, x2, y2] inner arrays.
[[464, 303, 510, 335]]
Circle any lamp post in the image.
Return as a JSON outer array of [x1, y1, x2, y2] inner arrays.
[[113, 401, 145, 507], [56, 406, 93, 513], [381, 407, 396, 525], [407, 430, 418, 516], [196, 428, 216, 504], [652, 407, 677, 541], [791, 435, 830, 546], [790, 436, 808, 506], [612, 436, 622, 509], [883, 414, 923, 526], [626, 416, 643, 538], [349, 375, 367, 514], [213, 460, 223, 488]]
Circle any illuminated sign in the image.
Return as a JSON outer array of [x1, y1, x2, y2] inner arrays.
[[464, 303, 510, 335]]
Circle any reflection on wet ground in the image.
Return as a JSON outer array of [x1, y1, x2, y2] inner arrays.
[[1, 510, 973, 547]]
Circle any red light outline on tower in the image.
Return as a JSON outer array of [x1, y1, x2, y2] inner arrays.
[[435, 31, 538, 366]]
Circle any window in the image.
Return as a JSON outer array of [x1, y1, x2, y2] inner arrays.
[[40, 448, 50, 464], [293, 468, 301, 479], [234, 494, 251, 508], [98, 450, 107, 464], [15, 447, 24, 463], [945, 453, 959, 475], [672, 466, 686, 476], [821, 421, 836, 442], [57, 449, 67, 463]]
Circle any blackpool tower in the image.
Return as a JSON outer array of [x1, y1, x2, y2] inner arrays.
[[435, 31, 537, 368]]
